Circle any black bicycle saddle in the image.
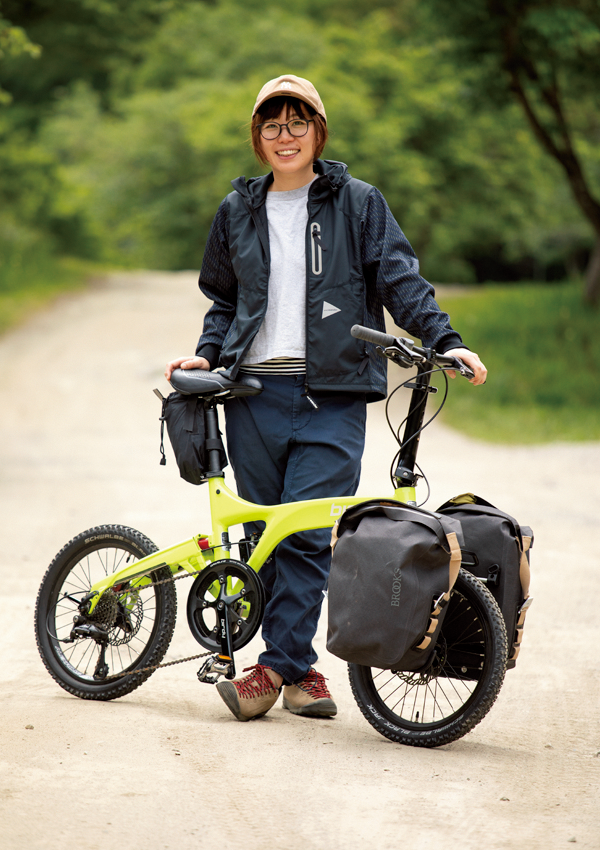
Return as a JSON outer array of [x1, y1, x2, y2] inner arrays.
[[169, 368, 263, 398]]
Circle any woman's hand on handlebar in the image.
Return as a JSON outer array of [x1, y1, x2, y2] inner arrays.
[[164, 356, 210, 381], [443, 348, 487, 385]]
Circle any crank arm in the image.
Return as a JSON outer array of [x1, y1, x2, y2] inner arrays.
[[216, 596, 236, 680]]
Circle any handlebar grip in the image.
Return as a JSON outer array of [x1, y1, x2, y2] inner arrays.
[[351, 324, 397, 347]]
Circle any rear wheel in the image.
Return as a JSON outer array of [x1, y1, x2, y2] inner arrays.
[[35, 525, 177, 701], [348, 569, 507, 747]]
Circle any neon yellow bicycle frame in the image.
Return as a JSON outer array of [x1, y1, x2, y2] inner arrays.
[[87, 476, 416, 608]]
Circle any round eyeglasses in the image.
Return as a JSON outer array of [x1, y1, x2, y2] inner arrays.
[[257, 119, 314, 140]]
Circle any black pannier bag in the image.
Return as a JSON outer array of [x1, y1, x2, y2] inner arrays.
[[436, 494, 533, 669], [327, 501, 463, 671], [156, 391, 227, 485]]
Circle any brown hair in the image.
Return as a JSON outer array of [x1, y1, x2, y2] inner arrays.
[[250, 96, 328, 166]]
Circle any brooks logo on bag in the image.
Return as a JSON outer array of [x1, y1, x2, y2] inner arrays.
[[391, 567, 402, 607]]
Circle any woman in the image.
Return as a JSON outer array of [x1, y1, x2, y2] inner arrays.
[[165, 74, 486, 723]]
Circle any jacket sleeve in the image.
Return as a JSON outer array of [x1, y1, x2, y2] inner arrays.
[[360, 188, 464, 353], [195, 198, 238, 369]]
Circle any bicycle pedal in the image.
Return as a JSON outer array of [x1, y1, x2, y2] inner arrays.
[[197, 654, 235, 684]]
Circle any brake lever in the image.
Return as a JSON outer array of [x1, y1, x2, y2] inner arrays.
[[377, 346, 412, 369], [451, 358, 475, 380], [379, 341, 426, 369]]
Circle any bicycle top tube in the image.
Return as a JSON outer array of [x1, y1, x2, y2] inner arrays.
[[205, 477, 418, 571], [85, 476, 417, 603]]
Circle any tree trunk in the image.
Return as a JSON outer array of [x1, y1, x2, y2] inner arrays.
[[584, 236, 600, 307]]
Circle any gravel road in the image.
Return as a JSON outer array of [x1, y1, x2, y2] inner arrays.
[[0, 271, 598, 850]]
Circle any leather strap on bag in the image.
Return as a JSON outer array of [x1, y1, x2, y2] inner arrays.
[[510, 535, 533, 661], [415, 531, 462, 651], [330, 518, 340, 552], [519, 534, 532, 598]]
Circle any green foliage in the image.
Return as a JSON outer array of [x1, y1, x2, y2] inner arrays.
[[0, 12, 40, 104], [422, 0, 600, 282], [436, 283, 600, 442], [0, 0, 180, 111], [35, 1, 578, 277], [1, 0, 599, 298]]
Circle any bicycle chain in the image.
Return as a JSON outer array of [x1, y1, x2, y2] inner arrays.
[[101, 564, 215, 680]]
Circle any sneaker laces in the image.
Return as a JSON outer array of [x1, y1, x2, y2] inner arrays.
[[296, 668, 331, 699], [235, 664, 278, 699]]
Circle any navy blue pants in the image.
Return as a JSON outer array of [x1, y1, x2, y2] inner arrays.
[[224, 375, 367, 684]]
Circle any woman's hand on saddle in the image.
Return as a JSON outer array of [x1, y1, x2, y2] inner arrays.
[[164, 356, 210, 381], [443, 348, 487, 386]]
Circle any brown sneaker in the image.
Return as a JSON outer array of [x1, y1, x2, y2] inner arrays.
[[216, 664, 281, 722], [283, 668, 337, 717]]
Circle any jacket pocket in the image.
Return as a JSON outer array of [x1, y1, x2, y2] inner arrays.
[[306, 278, 366, 378]]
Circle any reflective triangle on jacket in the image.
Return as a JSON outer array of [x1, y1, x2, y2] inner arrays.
[[322, 301, 341, 319]]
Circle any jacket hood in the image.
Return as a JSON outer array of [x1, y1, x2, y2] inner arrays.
[[231, 159, 351, 208]]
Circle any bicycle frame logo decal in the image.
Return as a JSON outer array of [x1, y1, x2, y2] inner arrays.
[[329, 503, 350, 517]]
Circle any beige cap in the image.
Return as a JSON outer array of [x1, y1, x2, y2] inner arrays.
[[252, 74, 326, 122]]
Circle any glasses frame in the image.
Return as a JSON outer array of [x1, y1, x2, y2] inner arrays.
[[257, 119, 314, 140]]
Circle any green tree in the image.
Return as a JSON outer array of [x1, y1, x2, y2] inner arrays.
[[40, 1, 573, 277], [0, 10, 40, 104], [424, 0, 600, 303], [0, 0, 180, 114]]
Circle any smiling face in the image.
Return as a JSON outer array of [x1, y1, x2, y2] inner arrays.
[[251, 95, 328, 191], [259, 104, 317, 190]]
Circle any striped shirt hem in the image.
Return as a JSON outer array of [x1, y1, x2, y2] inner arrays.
[[239, 357, 306, 375]]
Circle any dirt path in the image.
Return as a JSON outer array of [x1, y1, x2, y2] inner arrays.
[[0, 271, 598, 850]]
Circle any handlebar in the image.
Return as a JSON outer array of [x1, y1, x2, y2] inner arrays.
[[350, 324, 475, 380], [350, 325, 398, 348]]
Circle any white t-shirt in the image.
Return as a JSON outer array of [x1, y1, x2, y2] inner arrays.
[[242, 178, 316, 367]]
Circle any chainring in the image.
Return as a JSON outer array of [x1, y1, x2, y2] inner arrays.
[[186, 559, 266, 652]]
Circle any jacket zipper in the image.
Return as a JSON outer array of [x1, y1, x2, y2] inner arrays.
[[311, 222, 323, 276], [304, 202, 320, 408]]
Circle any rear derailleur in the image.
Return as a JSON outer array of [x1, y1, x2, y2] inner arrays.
[[60, 590, 118, 680]]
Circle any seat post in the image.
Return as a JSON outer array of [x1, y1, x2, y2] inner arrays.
[[205, 402, 225, 477]]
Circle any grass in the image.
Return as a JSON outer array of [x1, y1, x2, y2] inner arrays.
[[435, 282, 600, 443], [0, 248, 106, 336]]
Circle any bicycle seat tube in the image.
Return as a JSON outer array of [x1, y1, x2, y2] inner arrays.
[[205, 402, 226, 477], [394, 364, 432, 488]]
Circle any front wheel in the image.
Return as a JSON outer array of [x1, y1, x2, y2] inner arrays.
[[349, 569, 507, 747], [35, 525, 177, 701]]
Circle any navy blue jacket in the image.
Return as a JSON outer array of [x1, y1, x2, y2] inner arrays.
[[196, 159, 463, 401]]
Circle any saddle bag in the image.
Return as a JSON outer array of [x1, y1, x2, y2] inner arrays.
[[156, 391, 227, 485], [327, 501, 463, 671], [436, 494, 533, 668]]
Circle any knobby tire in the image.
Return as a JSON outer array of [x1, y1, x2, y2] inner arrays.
[[348, 569, 508, 747], [35, 525, 177, 701]]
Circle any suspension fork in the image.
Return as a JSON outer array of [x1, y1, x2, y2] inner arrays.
[[393, 364, 434, 488]]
